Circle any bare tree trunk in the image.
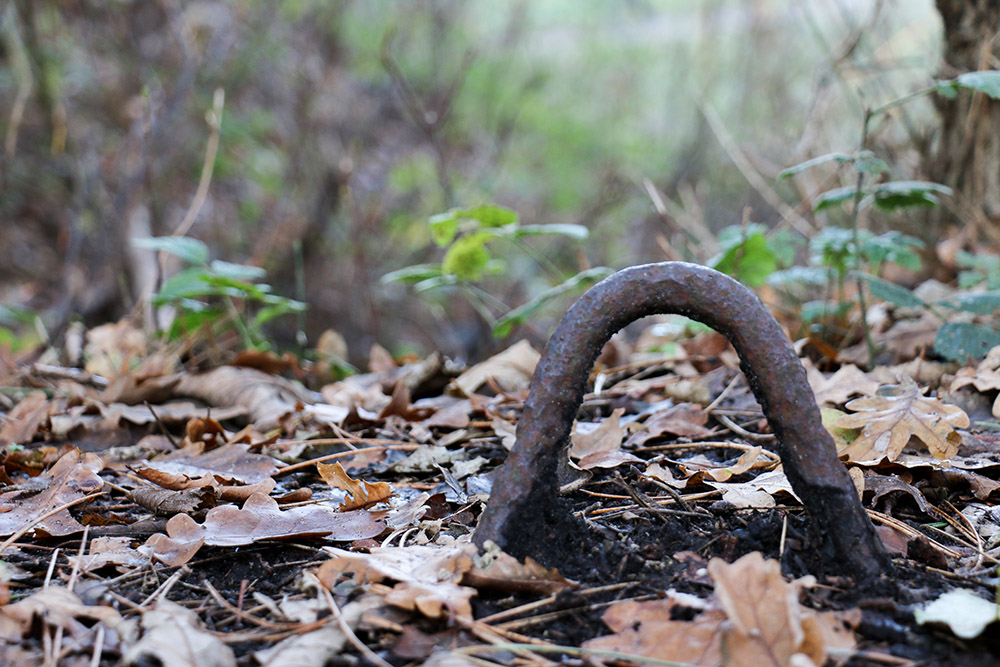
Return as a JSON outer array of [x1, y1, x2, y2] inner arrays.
[[929, 0, 1000, 242]]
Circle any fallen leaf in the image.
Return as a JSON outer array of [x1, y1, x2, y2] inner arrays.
[[84, 320, 147, 378], [65, 536, 151, 573], [317, 462, 392, 510], [951, 345, 1000, 417], [626, 402, 713, 447], [123, 599, 236, 667], [318, 544, 477, 619], [452, 340, 539, 396], [709, 552, 823, 666], [461, 541, 577, 595], [914, 589, 1000, 639], [703, 469, 798, 507], [1, 586, 124, 640], [584, 598, 726, 666], [0, 450, 104, 537], [570, 408, 625, 460], [141, 493, 384, 566], [836, 377, 969, 462], [807, 363, 881, 406], [132, 443, 278, 487], [173, 366, 316, 429], [0, 391, 51, 445]]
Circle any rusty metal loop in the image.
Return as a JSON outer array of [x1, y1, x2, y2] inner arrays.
[[473, 262, 890, 581]]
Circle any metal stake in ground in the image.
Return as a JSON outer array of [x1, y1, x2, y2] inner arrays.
[[473, 262, 891, 581]]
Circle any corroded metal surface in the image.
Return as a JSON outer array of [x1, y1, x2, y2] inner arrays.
[[473, 262, 891, 580]]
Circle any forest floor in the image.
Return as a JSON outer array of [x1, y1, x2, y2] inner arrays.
[[2, 317, 1000, 666]]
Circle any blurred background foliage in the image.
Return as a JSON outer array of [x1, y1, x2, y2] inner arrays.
[[0, 0, 963, 364]]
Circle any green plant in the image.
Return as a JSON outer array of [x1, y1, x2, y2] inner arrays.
[[134, 236, 306, 350], [382, 204, 611, 338], [778, 70, 1000, 364], [768, 228, 923, 335], [0, 305, 41, 352]]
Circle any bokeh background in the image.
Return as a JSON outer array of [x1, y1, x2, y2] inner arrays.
[[2, 1, 977, 365]]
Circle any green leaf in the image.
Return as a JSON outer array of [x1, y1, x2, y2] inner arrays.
[[492, 267, 614, 338], [253, 299, 306, 326], [860, 231, 924, 270], [429, 212, 459, 246], [935, 322, 1000, 362], [853, 151, 890, 176], [202, 275, 270, 299], [0, 305, 35, 327], [869, 181, 952, 211], [441, 232, 493, 280], [956, 71, 1000, 100], [708, 226, 777, 288], [208, 260, 267, 282], [381, 264, 444, 284], [414, 275, 459, 292], [939, 291, 1000, 315], [767, 265, 827, 289], [133, 236, 210, 265], [456, 204, 518, 228], [935, 79, 959, 99], [813, 186, 859, 212], [778, 153, 853, 179], [857, 274, 927, 308], [154, 267, 215, 303], [506, 223, 590, 240]]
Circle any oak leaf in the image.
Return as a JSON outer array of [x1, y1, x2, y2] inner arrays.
[[835, 377, 969, 462]]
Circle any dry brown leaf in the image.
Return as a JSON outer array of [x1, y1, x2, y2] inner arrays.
[[141, 493, 384, 566], [1, 586, 125, 641], [806, 363, 881, 406], [461, 542, 577, 595], [951, 345, 1000, 417], [583, 597, 725, 665], [132, 443, 278, 487], [626, 403, 714, 447], [317, 461, 392, 510], [83, 320, 147, 378], [123, 599, 236, 667], [173, 366, 315, 429], [0, 391, 51, 445], [836, 377, 969, 462], [0, 449, 104, 537], [569, 408, 625, 459], [709, 552, 822, 666], [65, 536, 151, 573], [318, 544, 477, 619], [703, 469, 797, 508], [452, 339, 539, 396]]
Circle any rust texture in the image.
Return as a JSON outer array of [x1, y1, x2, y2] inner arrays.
[[473, 262, 891, 581]]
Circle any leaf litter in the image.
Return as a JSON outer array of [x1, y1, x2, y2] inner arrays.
[[0, 321, 999, 664]]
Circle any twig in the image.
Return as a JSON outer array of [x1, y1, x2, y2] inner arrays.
[[697, 98, 815, 236], [477, 582, 630, 625], [714, 413, 776, 442], [320, 586, 393, 667], [172, 87, 225, 237], [274, 443, 420, 476]]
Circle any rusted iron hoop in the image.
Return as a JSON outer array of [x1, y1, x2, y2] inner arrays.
[[473, 262, 890, 581]]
